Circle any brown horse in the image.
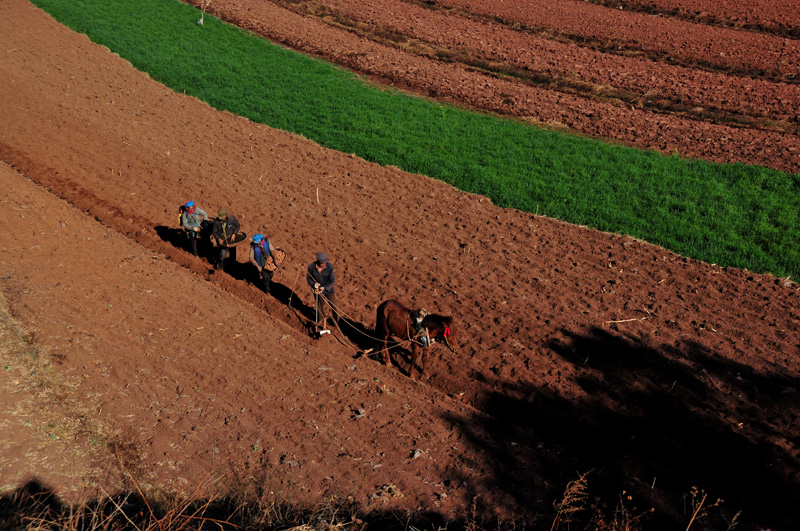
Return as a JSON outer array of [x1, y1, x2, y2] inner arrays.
[[374, 299, 457, 379]]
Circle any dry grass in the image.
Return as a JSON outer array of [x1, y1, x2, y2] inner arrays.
[[0, 290, 123, 496], [0, 291, 741, 531], [2, 474, 744, 531], [550, 473, 590, 531], [544, 475, 745, 531], [0, 478, 363, 531]]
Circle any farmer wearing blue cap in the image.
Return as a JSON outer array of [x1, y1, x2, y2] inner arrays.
[[306, 252, 338, 334], [249, 233, 282, 295], [180, 201, 210, 256]]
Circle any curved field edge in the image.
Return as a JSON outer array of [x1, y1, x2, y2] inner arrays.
[[30, 0, 800, 278]]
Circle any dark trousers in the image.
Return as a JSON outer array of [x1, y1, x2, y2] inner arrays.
[[314, 291, 338, 329], [258, 268, 274, 294], [186, 221, 212, 256], [217, 245, 237, 269], [186, 230, 200, 255]]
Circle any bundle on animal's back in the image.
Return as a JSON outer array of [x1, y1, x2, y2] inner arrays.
[[374, 299, 457, 379]]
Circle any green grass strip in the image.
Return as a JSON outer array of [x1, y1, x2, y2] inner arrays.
[[31, 0, 800, 277]]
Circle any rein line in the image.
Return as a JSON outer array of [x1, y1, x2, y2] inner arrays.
[[298, 267, 455, 355]]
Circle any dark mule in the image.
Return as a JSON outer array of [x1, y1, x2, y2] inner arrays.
[[374, 299, 457, 379]]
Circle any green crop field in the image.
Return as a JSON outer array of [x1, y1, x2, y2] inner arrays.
[[32, 0, 800, 278]]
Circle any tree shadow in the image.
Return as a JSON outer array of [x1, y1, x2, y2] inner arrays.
[[441, 326, 800, 530], [0, 478, 461, 531], [0, 480, 151, 530]]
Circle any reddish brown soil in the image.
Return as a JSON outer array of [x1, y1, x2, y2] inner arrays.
[[1, 0, 799, 530], [423, 0, 800, 78], [192, 0, 800, 174], [609, 0, 800, 36], [320, 0, 800, 126], [0, 282, 110, 499]]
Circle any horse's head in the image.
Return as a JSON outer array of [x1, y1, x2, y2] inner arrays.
[[441, 319, 458, 353], [423, 315, 457, 353]]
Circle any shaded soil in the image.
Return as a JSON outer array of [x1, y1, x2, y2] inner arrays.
[[1, 1, 799, 530]]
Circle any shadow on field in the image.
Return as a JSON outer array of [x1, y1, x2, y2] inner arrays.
[[441, 325, 800, 530], [0, 478, 457, 531], [154, 225, 216, 264], [153, 224, 376, 348]]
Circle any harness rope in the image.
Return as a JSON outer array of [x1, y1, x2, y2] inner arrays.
[[310, 288, 425, 354], [301, 267, 455, 355], [322, 287, 454, 353], [282, 270, 355, 349]]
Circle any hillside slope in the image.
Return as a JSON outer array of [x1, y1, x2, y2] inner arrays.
[[1, 0, 799, 529]]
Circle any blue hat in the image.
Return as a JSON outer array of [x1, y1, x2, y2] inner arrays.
[[185, 201, 194, 208], [252, 234, 264, 244], [316, 252, 328, 263]]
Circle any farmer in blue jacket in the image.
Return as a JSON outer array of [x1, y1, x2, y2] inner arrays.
[[249, 233, 281, 295]]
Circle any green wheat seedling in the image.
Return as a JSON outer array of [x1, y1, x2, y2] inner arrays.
[[30, 0, 800, 278]]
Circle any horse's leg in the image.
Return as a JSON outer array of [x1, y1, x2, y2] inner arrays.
[[409, 343, 419, 379], [381, 336, 390, 366]]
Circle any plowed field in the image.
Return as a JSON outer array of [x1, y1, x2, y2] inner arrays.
[[1, 0, 798, 530]]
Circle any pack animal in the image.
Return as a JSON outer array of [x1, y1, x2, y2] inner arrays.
[[374, 299, 457, 379]]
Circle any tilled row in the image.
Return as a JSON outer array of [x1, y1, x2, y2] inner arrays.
[[189, 0, 800, 173], [426, 0, 800, 81], [587, 0, 800, 38], [297, 0, 800, 128], [0, 141, 306, 339]]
